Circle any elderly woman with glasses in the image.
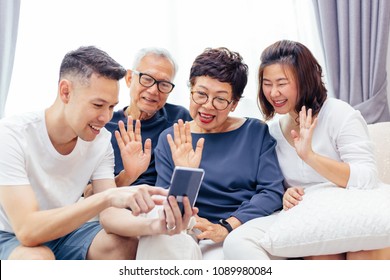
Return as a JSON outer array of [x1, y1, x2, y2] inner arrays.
[[145, 47, 285, 259]]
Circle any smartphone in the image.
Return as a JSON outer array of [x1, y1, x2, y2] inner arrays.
[[168, 166, 205, 215]]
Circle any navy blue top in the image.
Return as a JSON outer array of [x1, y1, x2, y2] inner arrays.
[[106, 103, 192, 185], [155, 118, 284, 224]]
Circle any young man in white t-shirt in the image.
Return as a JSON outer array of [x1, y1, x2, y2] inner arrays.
[[0, 46, 196, 260]]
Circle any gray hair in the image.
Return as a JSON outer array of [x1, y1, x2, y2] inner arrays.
[[132, 47, 178, 78]]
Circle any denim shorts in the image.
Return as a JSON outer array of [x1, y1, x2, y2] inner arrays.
[[0, 221, 102, 260]]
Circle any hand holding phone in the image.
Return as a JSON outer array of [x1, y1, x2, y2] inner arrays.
[[168, 166, 205, 215]]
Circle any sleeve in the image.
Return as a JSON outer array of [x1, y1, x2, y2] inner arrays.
[[154, 128, 175, 189], [336, 111, 378, 189], [231, 126, 285, 223], [0, 126, 30, 186], [90, 139, 115, 181]]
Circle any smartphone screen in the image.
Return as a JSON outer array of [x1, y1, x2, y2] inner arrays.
[[168, 166, 205, 214]]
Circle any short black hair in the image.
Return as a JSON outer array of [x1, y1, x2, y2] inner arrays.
[[189, 47, 248, 101], [59, 46, 126, 84]]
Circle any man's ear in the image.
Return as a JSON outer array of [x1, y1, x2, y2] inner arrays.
[[59, 79, 72, 104], [125, 70, 133, 87]]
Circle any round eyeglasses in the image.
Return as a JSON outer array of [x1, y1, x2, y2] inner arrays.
[[133, 70, 175, 94], [190, 91, 234, 110]]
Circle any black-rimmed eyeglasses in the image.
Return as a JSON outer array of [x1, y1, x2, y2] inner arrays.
[[190, 91, 234, 110], [132, 70, 175, 94]]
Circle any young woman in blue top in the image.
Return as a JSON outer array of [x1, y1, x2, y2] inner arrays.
[[153, 47, 285, 258]]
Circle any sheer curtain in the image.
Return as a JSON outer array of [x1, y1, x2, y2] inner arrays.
[[312, 0, 390, 123], [5, 0, 319, 119], [0, 0, 20, 118]]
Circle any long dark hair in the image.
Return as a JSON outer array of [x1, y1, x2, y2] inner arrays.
[[257, 40, 327, 121]]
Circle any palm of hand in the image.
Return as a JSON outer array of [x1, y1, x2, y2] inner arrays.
[[292, 106, 317, 160], [168, 120, 204, 168], [293, 127, 313, 159], [171, 141, 201, 168], [121, 140, 150, 177], [115, 117, 151, 181]]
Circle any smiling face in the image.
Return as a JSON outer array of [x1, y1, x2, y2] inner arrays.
[[63, 73, 119, 142], [262, 63, 298, 117], [126, 54, 175, 119], [189, 76, 237, 133]]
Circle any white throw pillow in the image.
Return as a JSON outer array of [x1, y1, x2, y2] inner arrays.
[[259, 183, 390, 257], [368, 122, 390, 184]]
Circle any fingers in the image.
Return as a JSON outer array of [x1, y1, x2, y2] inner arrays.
[[296, 187, 305, 196], [306, 108, 312, 128], [299, 106, 316, 130], [115, 118, 137, 149], [119, 119, 131, 142], [311, 117, 318, 131], [144, 138, 152, 157], [290, 129, 299, 140], [127, 186, 167, 215], [117, 117, 142, 143], [283, 188, 303, 211], [114, 130, 125, 150], [161, 196, 196, 236], [125, 186, 156, 216], [167, 134, 176, 153], [299, 106, 306, 130], [164, 196, 187, 235], [195, 137, 204, 157], [193, 217, 213, 240], [172, 119, 192, 146], [179, 119, 187, 144], [184, 121, 192, 144], [163, 198, 178, 234], [181, 196, 193, 225], [173, 122, 180, 146], [126, 116, 134, 140], [133, 119, 142, 142], [147, 186, 169, 197]]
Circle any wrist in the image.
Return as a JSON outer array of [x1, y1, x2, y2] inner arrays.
[[218, 219, 233, 233], [299, 149, 315, 163], [116, 170, 134, 186]]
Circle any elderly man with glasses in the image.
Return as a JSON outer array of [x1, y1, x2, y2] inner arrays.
[[105, 48, 192, 188], [82, 48, 200, 260]]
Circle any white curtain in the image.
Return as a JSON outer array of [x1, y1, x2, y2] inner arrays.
[[5, 0, 319, 119], [0, 0, 20, 118]]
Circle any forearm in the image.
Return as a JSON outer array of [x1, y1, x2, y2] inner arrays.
[[16, 192, 110, 246], [304, 152, 350, 187], [115, 170, 136, 187], [100, 207, 161, 237]]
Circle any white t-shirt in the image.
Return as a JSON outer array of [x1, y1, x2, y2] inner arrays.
[[0, 111, 114, 232], [268, 98, 379, 189]]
